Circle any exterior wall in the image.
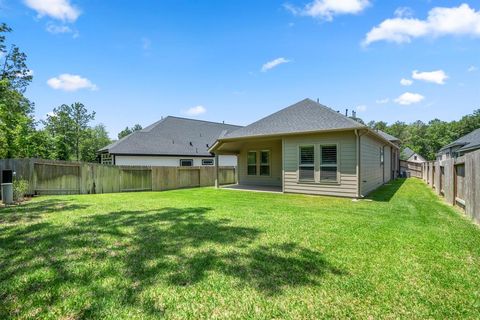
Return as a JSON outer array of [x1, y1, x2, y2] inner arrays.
[[283, 131, 358, 197], [113, 155, 237, 167], [360, 133, 391, 196], [237, 139, 282, 187], [383, 145, 392, 183], [407, 154, 426, 163]]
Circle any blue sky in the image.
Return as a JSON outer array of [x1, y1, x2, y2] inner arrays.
[[1, 0, 479, 138]]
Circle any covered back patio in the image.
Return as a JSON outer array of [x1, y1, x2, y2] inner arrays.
[[213, 137, 283, 191]]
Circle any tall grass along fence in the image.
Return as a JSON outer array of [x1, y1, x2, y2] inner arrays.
[[0, 158, 236, 197], [400, 160, 423, 178], [422, 149, 480, 224]]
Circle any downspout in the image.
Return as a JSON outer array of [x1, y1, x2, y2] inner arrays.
[[355, 129, 361, 198]]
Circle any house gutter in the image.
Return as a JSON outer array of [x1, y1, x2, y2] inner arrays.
[[355, 129, 361, 198]]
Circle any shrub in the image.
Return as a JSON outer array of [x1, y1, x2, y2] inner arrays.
[[13, 179, 29, 202]]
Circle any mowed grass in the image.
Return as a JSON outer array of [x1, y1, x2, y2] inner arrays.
[[1, 179, 480, 319]]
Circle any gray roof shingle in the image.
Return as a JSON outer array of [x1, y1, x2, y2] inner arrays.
[[222, 98, 364, 139], [99, 116, 242, 156], [377, 130, 400, 142], [400, 147, 415, 160], [440, 128, 480, 153]]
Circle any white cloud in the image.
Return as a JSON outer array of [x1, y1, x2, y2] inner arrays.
[[356, 105, 367, 112], [394, 92, 425, 105], [16, 69, 34, 78], [363, 4, 480, 46], [286, 0, 370, 21], [412, 69, 448, 84], [394, 7, 414, 18], [24, 0, 81, 22], [468, 65, 478, 72], [46, 23, 72, 34], [261, 57, 290, 72], [400, 78, 413, 86], [184, 105, 206, 116], [47, 74, 97, 91], [376, 98, 389, 104]]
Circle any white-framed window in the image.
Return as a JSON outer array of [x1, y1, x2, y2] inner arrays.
[[247, 151, 257, 176], [299, 145, 315, 181], [259, 150, 270, 176], [101, 153, 113, 165], [180, 159, 193, 167], [202, 159, 214, 166], [320, 145, 338, 183]]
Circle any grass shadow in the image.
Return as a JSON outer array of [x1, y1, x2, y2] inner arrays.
[[0, 199, 90, 225], [367, 178, 406, 202], [0, 204, 344, 318]]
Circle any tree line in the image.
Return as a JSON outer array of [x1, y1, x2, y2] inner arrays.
[[351, 110, 480, 160], [1, 22, 479, 162], [0, 23, 143, 162]]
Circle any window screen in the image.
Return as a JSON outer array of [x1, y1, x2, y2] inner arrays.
[[180, 159, 193, 167], [320, 145, 337, 182], [202, 159, 214, 166], [260, 150, 270, 176], [299, 146, 314, 181], [247, 151, 257, 175]]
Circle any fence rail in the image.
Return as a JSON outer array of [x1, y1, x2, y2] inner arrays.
[[0, 158, 236, 197], [400, 160, 423, 178], [422, 149, 480, 224]]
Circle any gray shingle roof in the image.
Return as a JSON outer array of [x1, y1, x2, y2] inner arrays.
[[440, 128, 480, 153], [223, 98, 364, 139], [376, 130, 400, 142], [99, 116, 242, 156], [400, 147, 415, 160]]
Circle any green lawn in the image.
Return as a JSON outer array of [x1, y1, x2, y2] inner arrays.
[[1, 179, 479, 319]]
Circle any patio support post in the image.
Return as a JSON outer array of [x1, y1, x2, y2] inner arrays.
[[215, 154, 219, 188]]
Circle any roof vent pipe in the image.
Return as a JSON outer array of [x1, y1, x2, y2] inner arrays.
[[189, 142, 193, 146], [345, 109, 348, 117]]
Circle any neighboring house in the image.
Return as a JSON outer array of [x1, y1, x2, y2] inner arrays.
[[98, 116, 242, 166], [210, 98, 400, 197], [437, 128, 480, 160], [401, 147, 426, 163]]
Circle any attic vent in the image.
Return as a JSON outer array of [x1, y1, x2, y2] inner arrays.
[[189, 142, 193, 146]]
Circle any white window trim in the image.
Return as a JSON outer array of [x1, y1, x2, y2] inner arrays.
[[202, 158, 214, 166], [180, 159, 193, 167], [319, 144, 339, 183], [298, 145, 315, 182]]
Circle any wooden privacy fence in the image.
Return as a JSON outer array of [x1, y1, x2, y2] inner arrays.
[[400, 160, 423, 178], [422, 149, 480, 224], [0, 158, 236, 196]]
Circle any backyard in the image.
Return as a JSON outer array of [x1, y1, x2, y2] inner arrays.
[[1, 179, 479, 319]]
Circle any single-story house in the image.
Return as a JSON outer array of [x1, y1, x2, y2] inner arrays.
[[210, 98, 400, 197], [437, 128, 480, 160], [401, 147, 426, 163], [98, 116, 242, 166]]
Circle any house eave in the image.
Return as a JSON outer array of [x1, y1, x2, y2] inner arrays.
[[105, 152, 215, 158], [210, 126, 399, 153]]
